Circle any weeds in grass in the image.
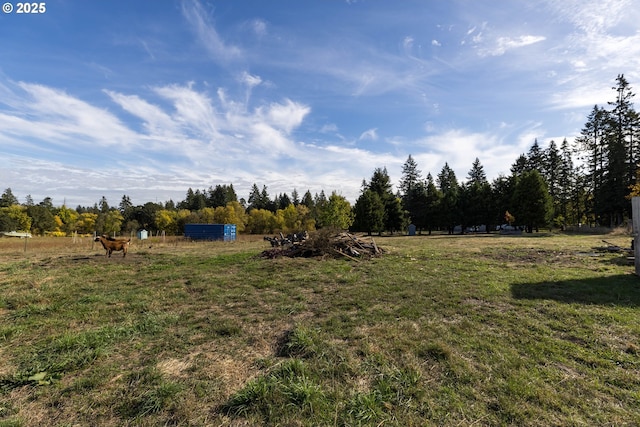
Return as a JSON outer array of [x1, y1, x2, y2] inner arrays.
[[222, 359, 326, 421], [276, 326, 320, 358], [115, 367, 183, 419]]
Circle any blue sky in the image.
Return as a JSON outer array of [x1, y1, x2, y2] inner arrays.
[[1, 0, 639, 207]]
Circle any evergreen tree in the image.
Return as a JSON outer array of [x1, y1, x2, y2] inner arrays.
[[399, 155, 426, 229], [543, 140, 562, 222], [313, 191, 328, 227], [367, 167, 405, 233], [609, 74, 640, 189], [385, 196, 406, 233], [511, 170, 552, 233], [423, 173, 442, 234], [557, 138, 576, 227], [140, 202, 163, 231], [527, 139, 545, 173], [575, 105, 608, 224], [226, 184, 238, 204], [208, 185, 227, 208], [0, 188, 19, 207], [369, 167, 393, 197], [247, 184, 272, 211], [510, 154, 528, 176], [26, 204, 57, 234], [261, 186, 276, 212], [208, 184, 238, 208], [409, 180, 429, 233], [39, 197, 54, 210], [300, 190, 314, 208], [464, 158, 492, 231], [436, 163, 460, 234], [467, 157, 487, 183], [119, 195, 133, 214], [182, 189, 206, 211], [491, 174, 516, 228], [276, 193, 292, 210], [353, 189, 385, 235], [602, 74, 640, 225], [247, 184, 262, 211], [99, 196, 110, 213], [575, 75, 640, 226]]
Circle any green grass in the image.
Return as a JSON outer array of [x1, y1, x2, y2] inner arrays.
[[1, 233, 639, 425]]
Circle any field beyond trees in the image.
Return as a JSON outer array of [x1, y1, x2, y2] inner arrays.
[[1, 232, 639, 426]]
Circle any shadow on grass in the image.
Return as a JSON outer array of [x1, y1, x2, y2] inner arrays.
[[512, 274, 640, 306]]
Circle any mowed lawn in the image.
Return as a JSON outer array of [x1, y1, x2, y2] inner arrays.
[[1, 232, 639, 426]]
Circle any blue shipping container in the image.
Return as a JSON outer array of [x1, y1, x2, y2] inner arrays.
[[184, 224, 236, 241]]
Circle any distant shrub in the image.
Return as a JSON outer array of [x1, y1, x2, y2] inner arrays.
[[44, 231, 67, 237]]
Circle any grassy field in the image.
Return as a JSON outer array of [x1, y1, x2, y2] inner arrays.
[[1, 232, 639, 426]]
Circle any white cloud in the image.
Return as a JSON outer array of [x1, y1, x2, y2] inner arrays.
[[403, 36, 414, 53], [240, 71, 262, 88], [0, 82, 138, 153], [358, 128, 378, 141], [250, 19, 268, 38], [181, 0, 242, 63], [540, 0, 640, 111], [320, 123, 339, 134], [104, 90, 179, 138], [0, 77, 322, 204], [153, 83, 221, 141], [478, 35, 546, 57], [258, 99, 310, 135], [544, 0, 633, 34], [412, 125, 542, 183]]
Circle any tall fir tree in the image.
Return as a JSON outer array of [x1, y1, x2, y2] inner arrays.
[[511, 170, 552, 233], [543, 140, 562, 220], [369, 167, 403, 233], [423, 173, 442, 234], [436, 163, 460, 234], [399, 155, 424, 227], [464, 158, 492, 231], [527, 139, 545, 173], [557, 138, 576, 226], [353, 188, 385, 235], [575, 105, 608, 223]]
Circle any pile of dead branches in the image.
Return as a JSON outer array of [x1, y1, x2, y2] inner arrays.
[[260, 229, 383, 261]]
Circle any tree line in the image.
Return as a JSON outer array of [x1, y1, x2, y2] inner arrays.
[[0, 185, 353, 236], [1, 75, 638, 236]]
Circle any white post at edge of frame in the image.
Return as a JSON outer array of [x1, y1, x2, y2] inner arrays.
[[632, 197, 640, 276]]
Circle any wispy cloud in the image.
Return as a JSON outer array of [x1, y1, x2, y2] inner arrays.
[[0, 81, 137, 155], [541, 0, 640, 110], [180, 0, 242, 63], [477, 35, 546, 57], [358, 128, 378, 141], [0, 77, 318, 204]]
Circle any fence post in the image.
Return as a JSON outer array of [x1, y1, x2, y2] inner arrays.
[[632, 197, 640, 276]]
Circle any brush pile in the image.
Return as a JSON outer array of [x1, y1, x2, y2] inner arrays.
[[260, 229, 383, 260]]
